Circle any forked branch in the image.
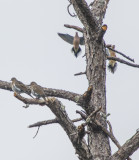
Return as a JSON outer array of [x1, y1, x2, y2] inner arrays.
[[14, 94, 91, 160]]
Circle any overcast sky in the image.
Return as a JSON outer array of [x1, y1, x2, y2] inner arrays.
[[0, 0, 138, 159]]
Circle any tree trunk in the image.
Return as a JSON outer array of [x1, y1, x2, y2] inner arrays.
[[85, 30, 111, 159]]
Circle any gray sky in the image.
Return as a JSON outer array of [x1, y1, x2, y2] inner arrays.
[[0, 0, 138, 159]]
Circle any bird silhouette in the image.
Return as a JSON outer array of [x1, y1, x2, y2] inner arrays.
[[58, 32, 84, 57]]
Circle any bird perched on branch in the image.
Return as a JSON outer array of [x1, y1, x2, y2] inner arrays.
[[108, 45, 117, 73], [11, 77, 33, 98], [30, 82, 48, 103], [58, 32, 84, 57]]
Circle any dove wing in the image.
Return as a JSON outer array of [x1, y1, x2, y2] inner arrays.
[[80, 37, 85, 45], [58, 33, 74, 45]]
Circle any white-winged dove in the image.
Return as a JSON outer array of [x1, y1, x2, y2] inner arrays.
[[108, 45, 117, 73], [11, 77, 33, 98], [58, 32, 84, 57], [30, 82, 47, 103]]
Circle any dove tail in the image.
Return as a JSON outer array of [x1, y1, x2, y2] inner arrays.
[[108, 61, 117, 73], [71, 47, 82, 58]]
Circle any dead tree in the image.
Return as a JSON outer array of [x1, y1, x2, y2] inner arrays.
[[0, 1, 138, 160]]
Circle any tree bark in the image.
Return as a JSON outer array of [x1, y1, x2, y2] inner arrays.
[[84, 28, 111, 160], [70, 0, 112, 159]]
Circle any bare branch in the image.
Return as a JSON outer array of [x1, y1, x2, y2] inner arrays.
[[95, 120, 121, 149], [43, 87, 82, 103], [106, 45, 134, 62], [72, 117, 83, 123], [14, 93, 46, 105], [46, 98, 91, 160], [64, 24, 83, 33], [107, 120, 113, 136], [74, 71, 86, 76], [13, 94, 90, 159], [97, 120, 132, 160], [0, 80, 82, 104], [86, 106, 102, 123], [29, 117, 83, 128], [107, 57, 139, 68], [28, 118, 58, 128], [111, 132, 139, 160], [0, 79, 92, 110], [0, 80, 12, 91], [76, 110, 87, 120]]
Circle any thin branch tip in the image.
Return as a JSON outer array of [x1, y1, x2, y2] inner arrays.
[[107, 56, 139, 68]]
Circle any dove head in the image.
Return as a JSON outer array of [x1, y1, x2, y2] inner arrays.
[[30, 81, 37, 86], [11, 77, 17, 82], [75, 32, 78, 36]]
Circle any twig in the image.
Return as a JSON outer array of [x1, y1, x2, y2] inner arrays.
[[86, 106, 102, 123], [28, 119, 58, 128], [96, 120, 132, 160], [95, 119, 121, 148], [82, 54, 86, 58], [107, 56, 139, 68], [67, 1, 77, 17], [33, 127, 40, 139], [107, 120, 132, 160], [64, 24, 83, 33], [106, 120, 121, 148], [74, 71, 86, 76], [106, 45, 134, 62], [14, 93, 46, 106], [107, 120, 113, 134], [29, 117, 83, 128], [76, 107, 102, 127]]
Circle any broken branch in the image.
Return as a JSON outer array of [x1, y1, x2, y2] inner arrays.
[[74, 71, 86, 76], [28, 118, 58, 128], [64, 24, 83, 33]]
